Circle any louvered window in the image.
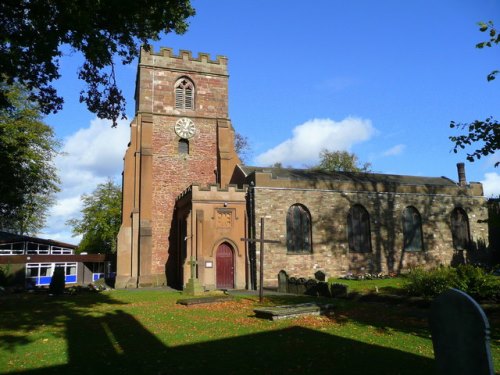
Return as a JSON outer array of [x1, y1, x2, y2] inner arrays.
[[175, 78, 194, 110], [286, 204, 312, 253], [402, 206, 423, 251], [347, 205, 371, 253], [451, 208, 470, 251], [178, 139, 189, 154]]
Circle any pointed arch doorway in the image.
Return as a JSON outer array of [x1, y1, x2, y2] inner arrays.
[[216, 242, 234, 289]]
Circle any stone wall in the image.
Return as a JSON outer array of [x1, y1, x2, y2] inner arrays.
[[252, 186, 489, 287]]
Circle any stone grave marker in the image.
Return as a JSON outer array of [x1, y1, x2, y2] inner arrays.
[[305, 278, 318, 296], [277, 270, 288, 293], [314, 270, 326, 282], [254, 302, 334, 321], [429, 288, 494, 375], [296, 277, 307, 295]]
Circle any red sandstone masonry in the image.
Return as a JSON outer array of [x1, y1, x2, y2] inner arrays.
[[139, 48, 229, 278]]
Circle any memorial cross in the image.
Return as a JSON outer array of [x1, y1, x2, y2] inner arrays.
[[241, 217, 280, 302], [188, 257, 198, 279]]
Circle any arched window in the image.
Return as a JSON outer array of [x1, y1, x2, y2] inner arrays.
[[451, 207, 470, 250], [402, 206, 423, 251], [178, 139, 189, 154], [175, 77, 194, 110], [286, 204, 312, 253], [347, 205, 371, 252]]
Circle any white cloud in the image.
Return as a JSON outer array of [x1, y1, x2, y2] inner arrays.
[[254, 117, 375, 166], [383, 144, 406, 156], [41, 118, 130, 244], [481, 172, 500, 197]]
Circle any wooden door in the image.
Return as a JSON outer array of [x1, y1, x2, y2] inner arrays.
[[216, 243, 234, 289]]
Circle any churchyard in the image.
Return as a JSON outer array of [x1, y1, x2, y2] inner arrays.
[[1, 283, 499, 374]]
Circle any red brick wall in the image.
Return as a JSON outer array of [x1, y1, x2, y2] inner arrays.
[[137, 50, 230, 276]]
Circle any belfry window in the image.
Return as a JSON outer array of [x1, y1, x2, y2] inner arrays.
[[286, 204, 312, 253], [178, 139, 189, 154], [347, 204, 371, 253], [175, 77, 194, 110], [402, 206, 423, 251], [451, 207, 470, 251]]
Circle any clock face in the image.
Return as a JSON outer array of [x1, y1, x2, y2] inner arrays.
[[174, 118, 196, 139]]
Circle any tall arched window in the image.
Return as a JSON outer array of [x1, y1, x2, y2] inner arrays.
[[402, 206, 423, 251], [451, 207, 470, 250], [175, 77, 194, 110], [347, 204, 371, 253], [286, 204, 312, 253]]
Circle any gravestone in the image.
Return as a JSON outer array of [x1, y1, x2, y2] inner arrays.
[[305, 278, 318, 296], [254, 302, 334, 321], [177, 296, 232, 306], [314, 270, 326, 282], [429, 288, 494, 375], [277, 270, 288, 293], [296, 278, 307, 295], [288, 277, 298, 294]]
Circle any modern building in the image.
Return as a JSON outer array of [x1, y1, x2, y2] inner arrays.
[[0, 231, 110, 288]]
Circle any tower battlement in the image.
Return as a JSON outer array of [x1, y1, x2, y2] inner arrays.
[[139, 47, 228, 75]]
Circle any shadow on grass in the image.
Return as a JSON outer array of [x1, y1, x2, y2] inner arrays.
[[0, 291, 435, 375], [260, 294, 432, 340], [0, 291, 126, 353]]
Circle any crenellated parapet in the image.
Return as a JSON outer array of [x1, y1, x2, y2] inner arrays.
[[176, 184, 247, 202], [139, 47, 228, 76]]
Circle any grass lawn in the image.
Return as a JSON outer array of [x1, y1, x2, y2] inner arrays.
[[328, 277, 407, 294], [0, 288, 499, 374]]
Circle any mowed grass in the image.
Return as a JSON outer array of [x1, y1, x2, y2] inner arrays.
[[328, 277, 407, 294], [0, 288, 499, 375]]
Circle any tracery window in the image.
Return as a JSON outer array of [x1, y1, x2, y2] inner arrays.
[[286, 204, 312, 253], [175, 77, 194, 110], [347, 204, 371, 252], [402, 206, 423, 251], [451, 207, 470, 251]]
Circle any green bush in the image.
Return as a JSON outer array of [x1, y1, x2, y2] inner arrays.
[[404, 265, 500, 301], [0, 264, 10, 287], [49, 267, 66, 295], [404, 266, 456, 297]]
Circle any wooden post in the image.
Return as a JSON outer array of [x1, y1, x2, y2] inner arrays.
[[241, 217, 280, 303], [259, 218, 264, 302]]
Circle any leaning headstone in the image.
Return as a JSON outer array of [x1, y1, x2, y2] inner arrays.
[[277, 270, 289, 293], [429, 288, 494, 375]]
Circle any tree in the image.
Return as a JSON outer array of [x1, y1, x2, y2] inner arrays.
[[0, 83, 60, 235], [450, 21, 499, 167], [234, 132, 251, 164], [0, 1, 195, 126], [67, 180, 122, 254], [313, 149, 372, 173]]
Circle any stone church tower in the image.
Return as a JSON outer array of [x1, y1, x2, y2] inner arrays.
[[116, 48, 240, 288]]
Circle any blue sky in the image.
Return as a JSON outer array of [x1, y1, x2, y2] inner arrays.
[[42, 0, 500, 244]]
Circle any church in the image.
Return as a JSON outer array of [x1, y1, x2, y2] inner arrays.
[[115, 47, 490, 290]]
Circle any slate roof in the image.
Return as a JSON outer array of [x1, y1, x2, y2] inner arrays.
[[0, 231, 77, 249], [238, 166, 458, 187]]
